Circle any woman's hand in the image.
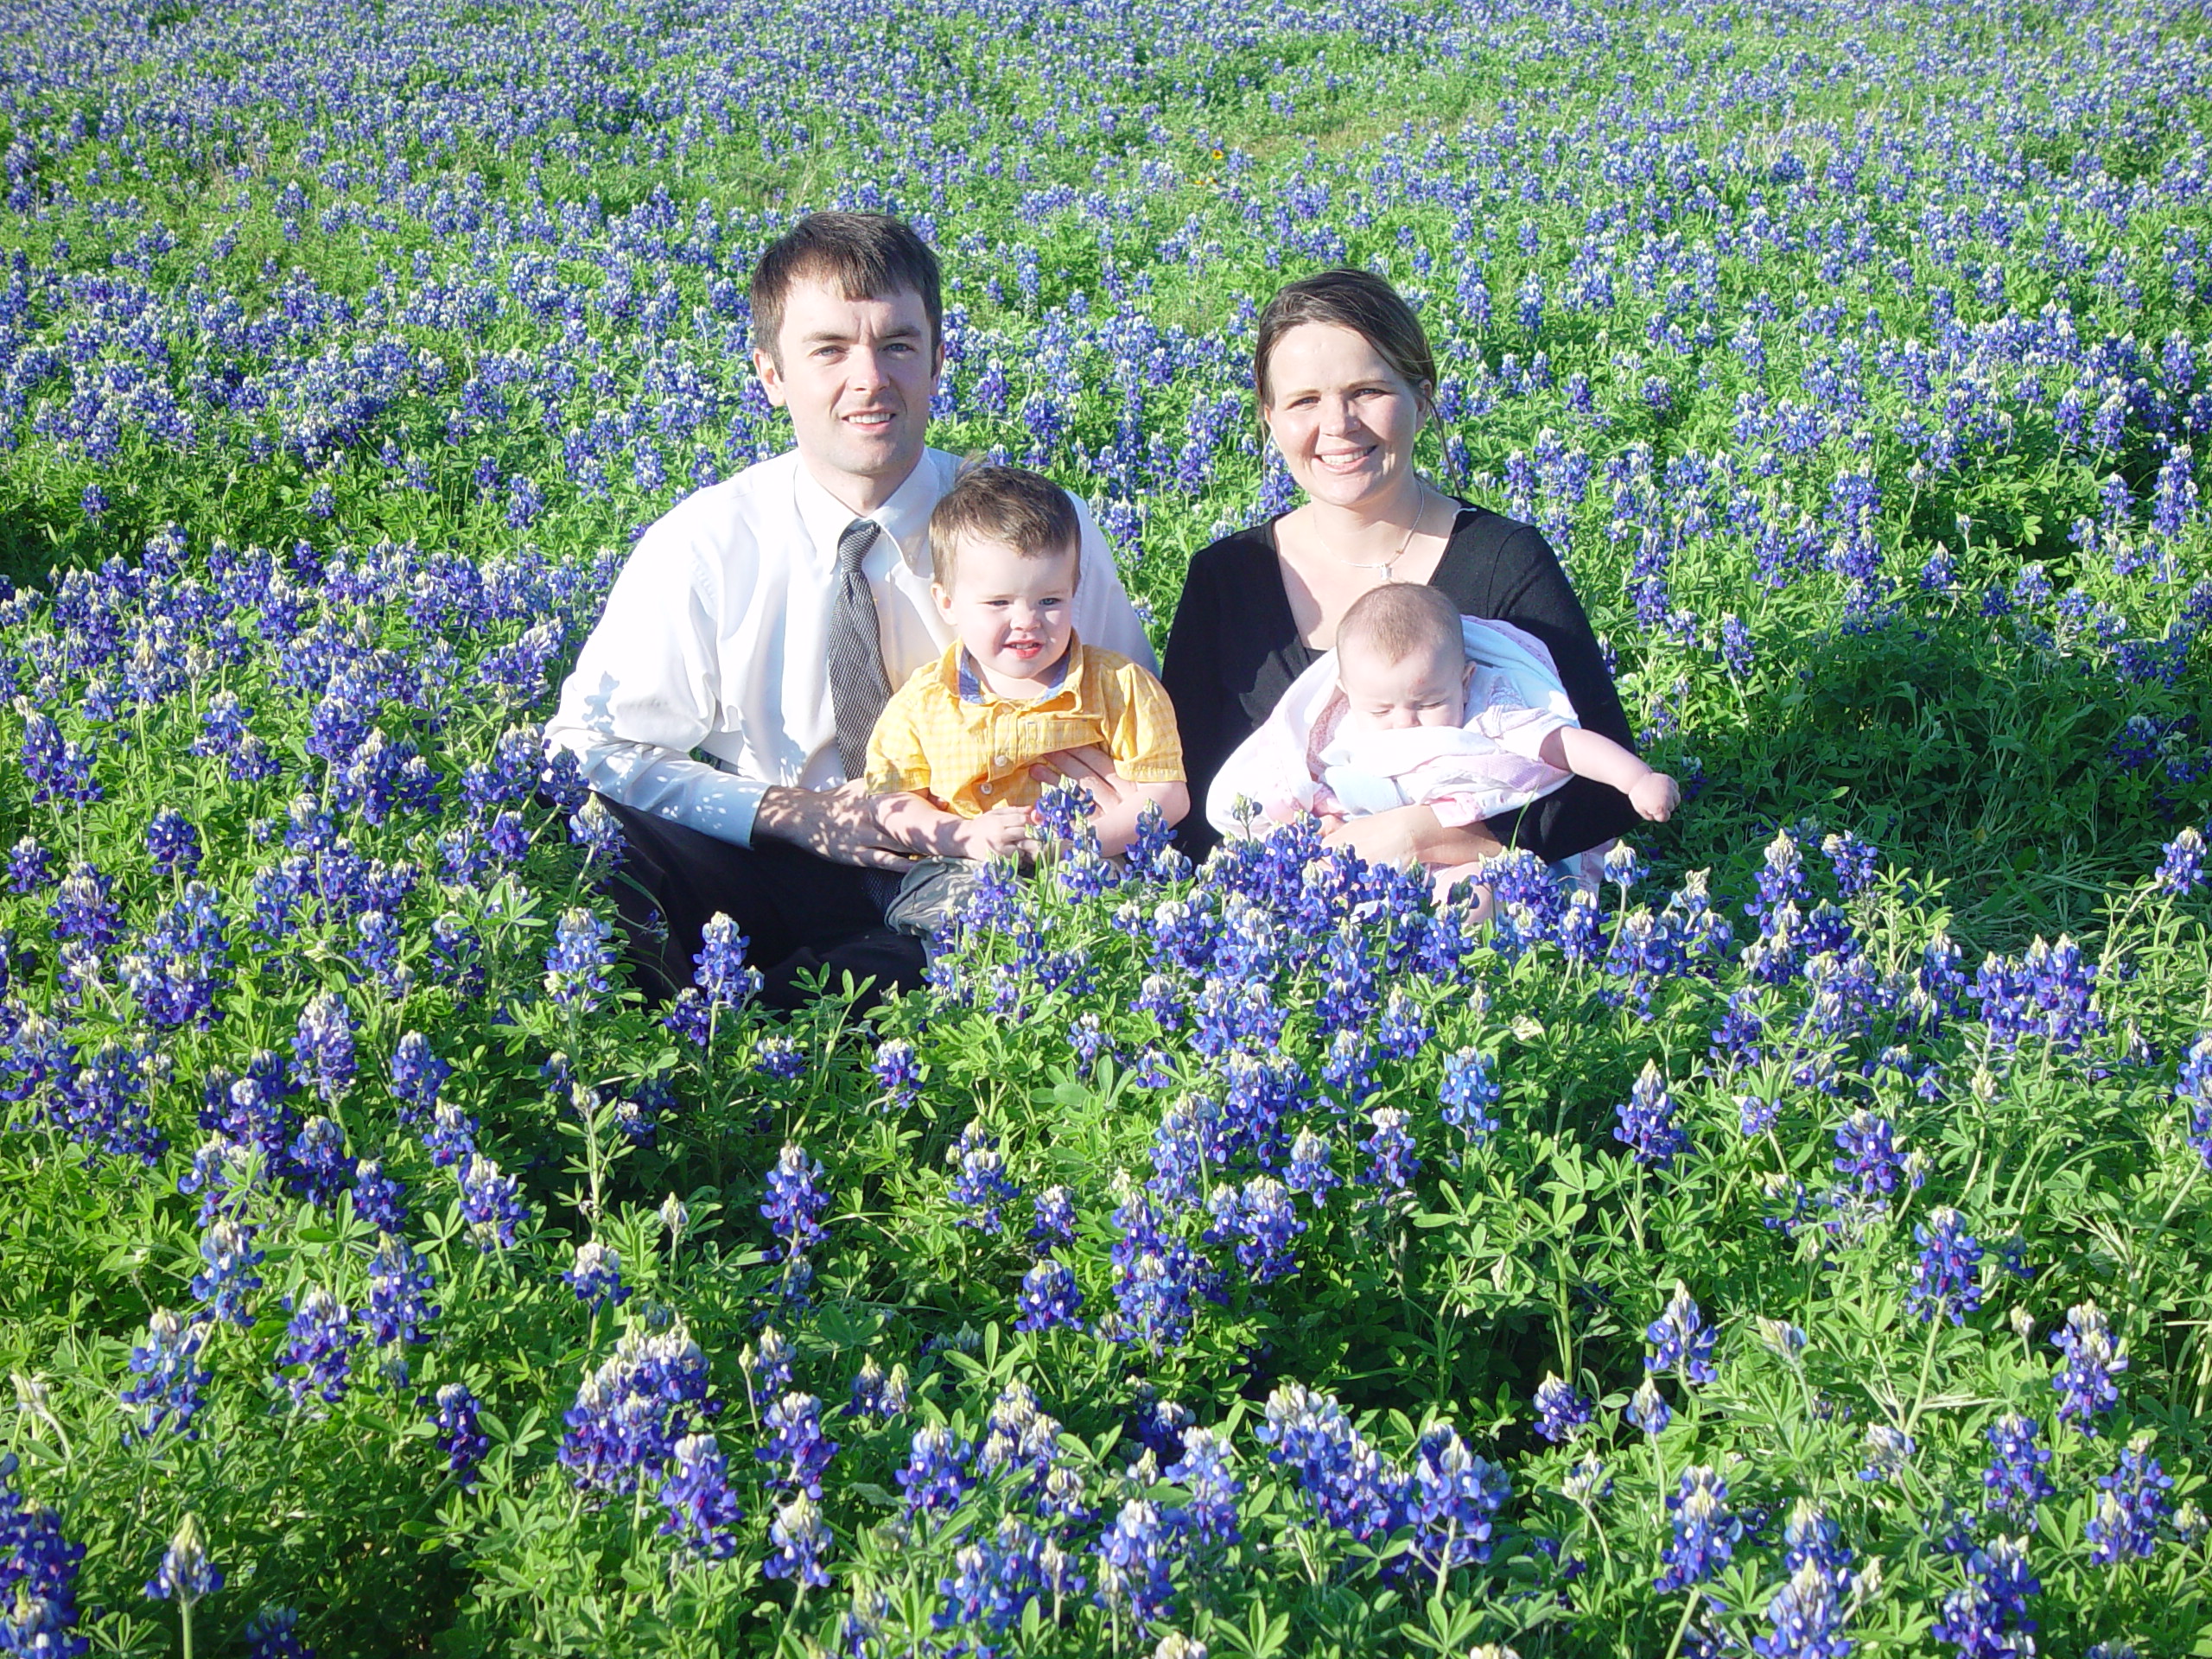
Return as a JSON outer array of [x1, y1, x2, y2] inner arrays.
[[1321, 804, 1503, 869]]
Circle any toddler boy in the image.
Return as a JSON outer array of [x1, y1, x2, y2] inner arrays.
[[867, 465, 1187, 925]]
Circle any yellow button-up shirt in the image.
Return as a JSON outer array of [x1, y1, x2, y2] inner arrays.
[[864, 638, 1184, 817]]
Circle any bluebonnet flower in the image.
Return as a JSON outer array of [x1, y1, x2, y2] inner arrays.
[[0, 1452, 87, 1654], [1982, 1413, 2054, 1523], [743, 1327, 794, 1396], [2051, 1300, 2127, 1433], [1030, 1185, 1077, 1248], [1656, 1466, 1740, 1592], [1738, 1093, 1781, 1135], [2177, 1034, 2212, 1168], [276, 1287, 358, 1407], [145, 809, 201, 877], [241, 1605, 312, 1659], [1147, 1100, 1210, 1211], [457, 1154, 528, 1251], [692, 912, 760, 1009], [2155, 827, 2205, 895], [754, 1034, 808, 1081], [898, 1423, 975, 1516], [423, 1101, 478, 1168], [1255, 1382, 1409, 1544], [948, 1127, 1020, 1233], [292, 991, 356, 1103], [429, 1382, 490, 1488], [1166, 1427, 1243, 1548], [1017, 1258, 1085, 1332], [287, 1115, 350, 1208], [1909, 1207, 1985, 1325], [1534, 1374, 1592, 1443], [192, 1218, 264, 1325], [365, 1238, 437, 1349], [1134, 972, 1185, 1032], [122, 1310, 208, 1440], [1069, 1012, 1114, 1075], [1857, 1425, 1916, 1483], [1359, 1107, 1419, 1191], [1109, 1190, 1209, 1351], [845, 1356, 908, 1421], [7, 835, 53, 893], [1833, 1110, 1906, 1199], [1377, 988, 1432, 1059], [1719, 613, 1756, 679], [563, 1241, 628, 1310], [559, 1324, 714, 1494], [1284, 1128, 1340, 1202], [1407, 1426, 1510, 1576], [1754, 1554, 1850, 1659], [1093, 1499, 1175, 1631], [2088, 1433, 2172, 1565], [1645, 1282, 1719, 1384], [872, 1039, 923, 1108], [145, 1514, 221, 1605], [936, 1516, 1047, 1646], [1625, 1378, 1672, 1437], [1822, 830, 1878, 897], [1930, 1536, 2038, 1659], [763, 1494, 830, 1587], [762, 1144, 828, 1255], [1751, 830, 1811, 918], [1604, 841, 1646, 892], [1205, 1176, 1303, 1283], [658, 1433, 742, 1560], [1614, 1060, 1688, 1166], [49, 863, 119, 948], [543, 907, 614, 1011], [1440, 1048, 1501, 1140], [761, 1392, 838, 1499]]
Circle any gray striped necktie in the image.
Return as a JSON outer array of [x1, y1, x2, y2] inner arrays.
[[827, 516, 893, 779]]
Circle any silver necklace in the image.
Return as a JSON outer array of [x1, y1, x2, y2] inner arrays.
[[1332, 485, 1431, 579]]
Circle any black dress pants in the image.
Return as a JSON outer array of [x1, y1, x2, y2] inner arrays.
[[595, 796, 925, 1013]]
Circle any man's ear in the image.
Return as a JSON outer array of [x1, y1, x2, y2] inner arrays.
[[753, 346, 788, 409]]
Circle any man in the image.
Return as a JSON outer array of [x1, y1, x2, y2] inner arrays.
[[547, 213, 1154, 1007]]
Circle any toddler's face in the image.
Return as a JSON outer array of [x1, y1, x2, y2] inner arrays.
[[931, 536, 1077, 684], [1337, 635, 1470, 733]]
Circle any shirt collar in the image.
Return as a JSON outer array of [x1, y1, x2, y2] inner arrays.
[[946, 638, 1082, 704], [789, 448, 942, 575]]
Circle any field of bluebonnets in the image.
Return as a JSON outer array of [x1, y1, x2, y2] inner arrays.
[[4, 0, 2212, 1651]]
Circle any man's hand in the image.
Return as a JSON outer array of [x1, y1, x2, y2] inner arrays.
[[1028, 745, 1136, 812], [1322, 804, 1503, 869], [1630, 772, 1681, 823], [954, 805, 1035, 861], [753, 781, 916, 870]]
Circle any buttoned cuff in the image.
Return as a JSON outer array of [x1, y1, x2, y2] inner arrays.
[[676, 772, 770, 848]]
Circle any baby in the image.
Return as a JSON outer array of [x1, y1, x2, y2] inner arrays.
[[867, 464, 1188, 929], [1208, 582, 1675, 901]]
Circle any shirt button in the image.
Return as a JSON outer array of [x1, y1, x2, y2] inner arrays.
[[980, 782, 993, 796], [995, 753, 1010, 766]]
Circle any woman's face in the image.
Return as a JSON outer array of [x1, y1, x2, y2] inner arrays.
[[1261, 321, 1429, 512]]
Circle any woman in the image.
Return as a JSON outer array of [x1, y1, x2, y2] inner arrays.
[[1160, 268, 1640, 867]]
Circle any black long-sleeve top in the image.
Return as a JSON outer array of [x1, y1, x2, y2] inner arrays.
[[1160, 505, 1641, 861]]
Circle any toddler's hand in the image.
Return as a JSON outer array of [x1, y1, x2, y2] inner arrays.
[[956, 805, 1034, 861], [1630, 772, 1681, 823]]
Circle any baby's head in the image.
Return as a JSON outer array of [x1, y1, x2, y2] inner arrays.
[[1333, 583, 1470, 733], [929, 465, 1082, 683]]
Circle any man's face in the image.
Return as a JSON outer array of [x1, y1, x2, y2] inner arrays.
[[755, 275, 941, 509]]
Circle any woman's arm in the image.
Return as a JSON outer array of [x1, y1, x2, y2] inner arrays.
[[1473, 524, 1643, 861], [1159, 553, 1234, 856]]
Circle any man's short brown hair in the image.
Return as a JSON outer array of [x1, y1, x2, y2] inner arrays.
[[928, 465, 1082, 593], [1336, 582, 1463, 664], [749, 212, 943, 363]]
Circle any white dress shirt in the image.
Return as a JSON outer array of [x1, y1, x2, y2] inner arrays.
[[546, 447, 1157, 848]]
